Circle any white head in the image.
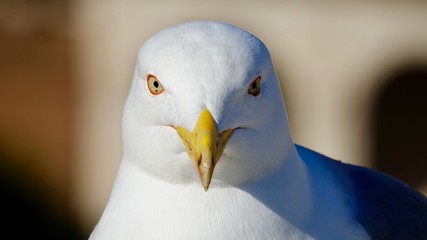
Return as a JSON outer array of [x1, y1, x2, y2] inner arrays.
[[122, 21, 293, 189]]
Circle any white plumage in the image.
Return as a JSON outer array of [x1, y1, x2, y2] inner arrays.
[[90, 21, 427, 240]]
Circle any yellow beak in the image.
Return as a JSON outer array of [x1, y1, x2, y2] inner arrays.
[[175, 109, 233, 191]]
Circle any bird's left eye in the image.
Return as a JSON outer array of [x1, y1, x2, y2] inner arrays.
[[248, 76, 261, 97]]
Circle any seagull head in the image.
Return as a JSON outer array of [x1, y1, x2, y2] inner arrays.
[[122, 21, 293, 190]]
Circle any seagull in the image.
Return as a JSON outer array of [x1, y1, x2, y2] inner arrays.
[[90, 21, 427, 240]]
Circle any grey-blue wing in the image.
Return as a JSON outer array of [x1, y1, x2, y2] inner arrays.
[[296, 145, 427, 240], [340, 162, 427, 240]]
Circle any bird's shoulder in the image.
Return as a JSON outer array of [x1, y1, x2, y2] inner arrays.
[[296, 144, 427, 240]]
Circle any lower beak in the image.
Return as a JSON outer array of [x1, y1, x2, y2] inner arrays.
[[175, 109, 233, 191]]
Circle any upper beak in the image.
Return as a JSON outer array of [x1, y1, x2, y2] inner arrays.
[[175, 109, 233, 191]]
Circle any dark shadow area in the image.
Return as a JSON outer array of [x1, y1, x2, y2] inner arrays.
[[372, 64, 427, 190], [0, 144, 85, 239]]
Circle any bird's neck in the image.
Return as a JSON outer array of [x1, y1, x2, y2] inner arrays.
[[241, 143, 314, 229], [93, 154, 316, 239], [100, 144, 314, 233]]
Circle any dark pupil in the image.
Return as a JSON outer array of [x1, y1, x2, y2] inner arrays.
[[153, 80, 159, 88], [251, 81, 258, 90]]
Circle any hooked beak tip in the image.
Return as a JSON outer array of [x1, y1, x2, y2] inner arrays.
[[175, 109, 234, 191]]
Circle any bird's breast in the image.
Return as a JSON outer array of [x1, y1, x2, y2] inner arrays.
[[91, 159, 313, 240]]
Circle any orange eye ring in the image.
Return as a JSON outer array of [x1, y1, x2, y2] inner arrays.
[[248, 76, 261, 96], [147, 74, 164, 95]]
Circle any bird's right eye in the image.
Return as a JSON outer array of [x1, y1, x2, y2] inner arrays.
[[147, 74, 164, 95]]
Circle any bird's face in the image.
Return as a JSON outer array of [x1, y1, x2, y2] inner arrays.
[[122, 22, 293, 189]]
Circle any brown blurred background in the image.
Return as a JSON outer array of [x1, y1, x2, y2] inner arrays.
[[0, 0, 426, 238]]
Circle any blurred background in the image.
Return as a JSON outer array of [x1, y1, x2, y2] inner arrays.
[[0, 0, 426, 238]]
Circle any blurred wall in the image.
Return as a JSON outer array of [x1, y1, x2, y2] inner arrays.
[[0, 0, 71, 205], [0, 0, 83, 239]]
